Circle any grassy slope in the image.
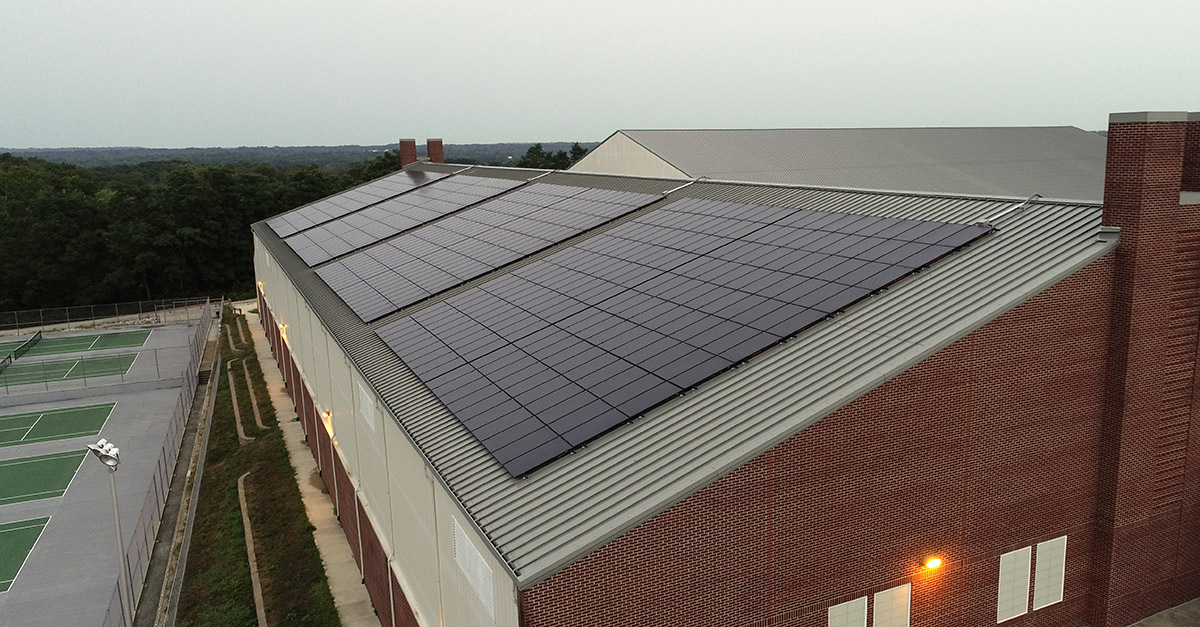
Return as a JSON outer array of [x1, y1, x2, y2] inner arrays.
[[177, 312, 339, 626]]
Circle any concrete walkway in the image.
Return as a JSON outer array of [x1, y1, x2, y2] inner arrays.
[[1131, 597, 1200, 626], [242, 304, 379, 627]]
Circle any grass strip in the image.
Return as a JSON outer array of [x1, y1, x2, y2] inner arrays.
[[176, 310, 339, 627]]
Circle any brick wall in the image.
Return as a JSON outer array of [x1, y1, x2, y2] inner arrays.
[[393, 571, 420, 627], [360, 502, 394, 627], [335, 452, 361, 571], [1091, 117, 1200, 627], [521, 256, 1117, 627], [1183, 116, 1200, 192]]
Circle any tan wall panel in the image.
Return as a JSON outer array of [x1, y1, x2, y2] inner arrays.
[[385, 416, 441, 625], [435, 487, 520, 627], [569, 132, 688, 179]]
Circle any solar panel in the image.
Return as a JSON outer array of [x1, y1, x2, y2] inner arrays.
[[377, 196, 991, 477], [283, 175, 527, 266], [267, 169, 452, 238], [320, 183, 663, 322]]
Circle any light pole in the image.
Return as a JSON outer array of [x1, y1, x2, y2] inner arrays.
[[87, 439, 134, 627]]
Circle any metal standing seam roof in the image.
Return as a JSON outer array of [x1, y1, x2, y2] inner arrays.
[[253, 164, 1115, 588], [608, 127, 1108, 202]]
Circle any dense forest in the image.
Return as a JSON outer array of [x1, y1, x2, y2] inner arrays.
[[0, 143, 590, 311], [0, 141, 599, 168]]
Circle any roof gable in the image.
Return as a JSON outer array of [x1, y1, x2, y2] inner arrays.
[[597, 127, 1108, 201]]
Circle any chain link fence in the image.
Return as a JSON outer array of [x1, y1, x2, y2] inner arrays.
[[0, 297, 215, 337], [0, 300, 217, 398], [87, 301, 216, 627]]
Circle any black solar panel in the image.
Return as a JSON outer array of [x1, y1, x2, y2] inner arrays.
[[267, 169, 452, 238], [320, 183, 662, 322], [377, 197, 991, 477], [283, 175, 527, 266]]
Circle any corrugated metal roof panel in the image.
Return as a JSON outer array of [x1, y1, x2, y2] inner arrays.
[[253, 167, 1113, 588], [604, 127, 1107, 202]]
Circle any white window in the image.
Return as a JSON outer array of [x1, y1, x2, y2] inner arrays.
[[873, 584, 911, 627], [997, 547, 1032, 622], [829, 597, 867, 627], [1032, 536, 1067, 610]]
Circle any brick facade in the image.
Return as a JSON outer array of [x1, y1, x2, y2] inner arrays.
[[1183, 116, 1200, 192], [1091, 117, 1200, 627], [521, 256, 1116, 627]]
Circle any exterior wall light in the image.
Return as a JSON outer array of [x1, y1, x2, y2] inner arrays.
[[924, 556, 943, 570], [322, 411, 334, 435]]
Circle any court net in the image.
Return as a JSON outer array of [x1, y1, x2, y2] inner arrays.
[[11, 330, 42, 360]]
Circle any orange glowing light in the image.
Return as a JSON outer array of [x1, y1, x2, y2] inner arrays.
[[924, 557, 943, 570]]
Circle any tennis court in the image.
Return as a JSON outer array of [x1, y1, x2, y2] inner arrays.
[[0, 516, 50, 593], [0, 353, 138, 387], [0, 329, 150, 359], [0, 450, 86, 507], [0, 403, 116, 448]]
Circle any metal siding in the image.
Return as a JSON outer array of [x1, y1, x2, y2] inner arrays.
[[384, 408, 443, 624], [616, 127, 1107, 201], [252, 172, 1113, 588]]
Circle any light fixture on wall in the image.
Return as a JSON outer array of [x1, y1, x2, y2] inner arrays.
[[924, 555, 944, 570]]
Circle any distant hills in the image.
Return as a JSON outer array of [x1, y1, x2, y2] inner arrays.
[[0, 142, 600, 168]]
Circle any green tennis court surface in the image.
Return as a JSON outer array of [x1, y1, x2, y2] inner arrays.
[[0, 353, 138, 387], [0, 403, 116, 448], [0, 516, 50, 593], [0, 329, 150, 359], [0, 450, 85, 506]]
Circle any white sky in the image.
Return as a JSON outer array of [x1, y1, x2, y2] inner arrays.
[[2, 0, 1197, 148]]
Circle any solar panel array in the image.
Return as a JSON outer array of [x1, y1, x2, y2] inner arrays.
[[284, 175, 527, 266], [378, 197, 991, 476], [318, 183, 662, 322], [267, 169, 451, 238]]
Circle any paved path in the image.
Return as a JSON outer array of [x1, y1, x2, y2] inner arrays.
[[243, 305, 379, 627]]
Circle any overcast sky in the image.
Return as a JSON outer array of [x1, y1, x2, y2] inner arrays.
[[3, 0, 1197, 148]]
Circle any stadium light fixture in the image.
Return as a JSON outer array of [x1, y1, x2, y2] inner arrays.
[[87, 439, 120, 468], [87, 438, 134, 627]]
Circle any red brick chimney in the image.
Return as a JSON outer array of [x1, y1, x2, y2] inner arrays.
[[1092, 111, 1200, 627], [399, 139, 418, 167], [427, 138, 445, 164]]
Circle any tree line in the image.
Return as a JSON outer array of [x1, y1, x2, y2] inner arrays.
[[0, 143, 589, 311]]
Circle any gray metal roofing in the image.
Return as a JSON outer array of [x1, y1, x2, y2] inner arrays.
[[253, 165, 1115, 588], [614, 127, 1107, 201]]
